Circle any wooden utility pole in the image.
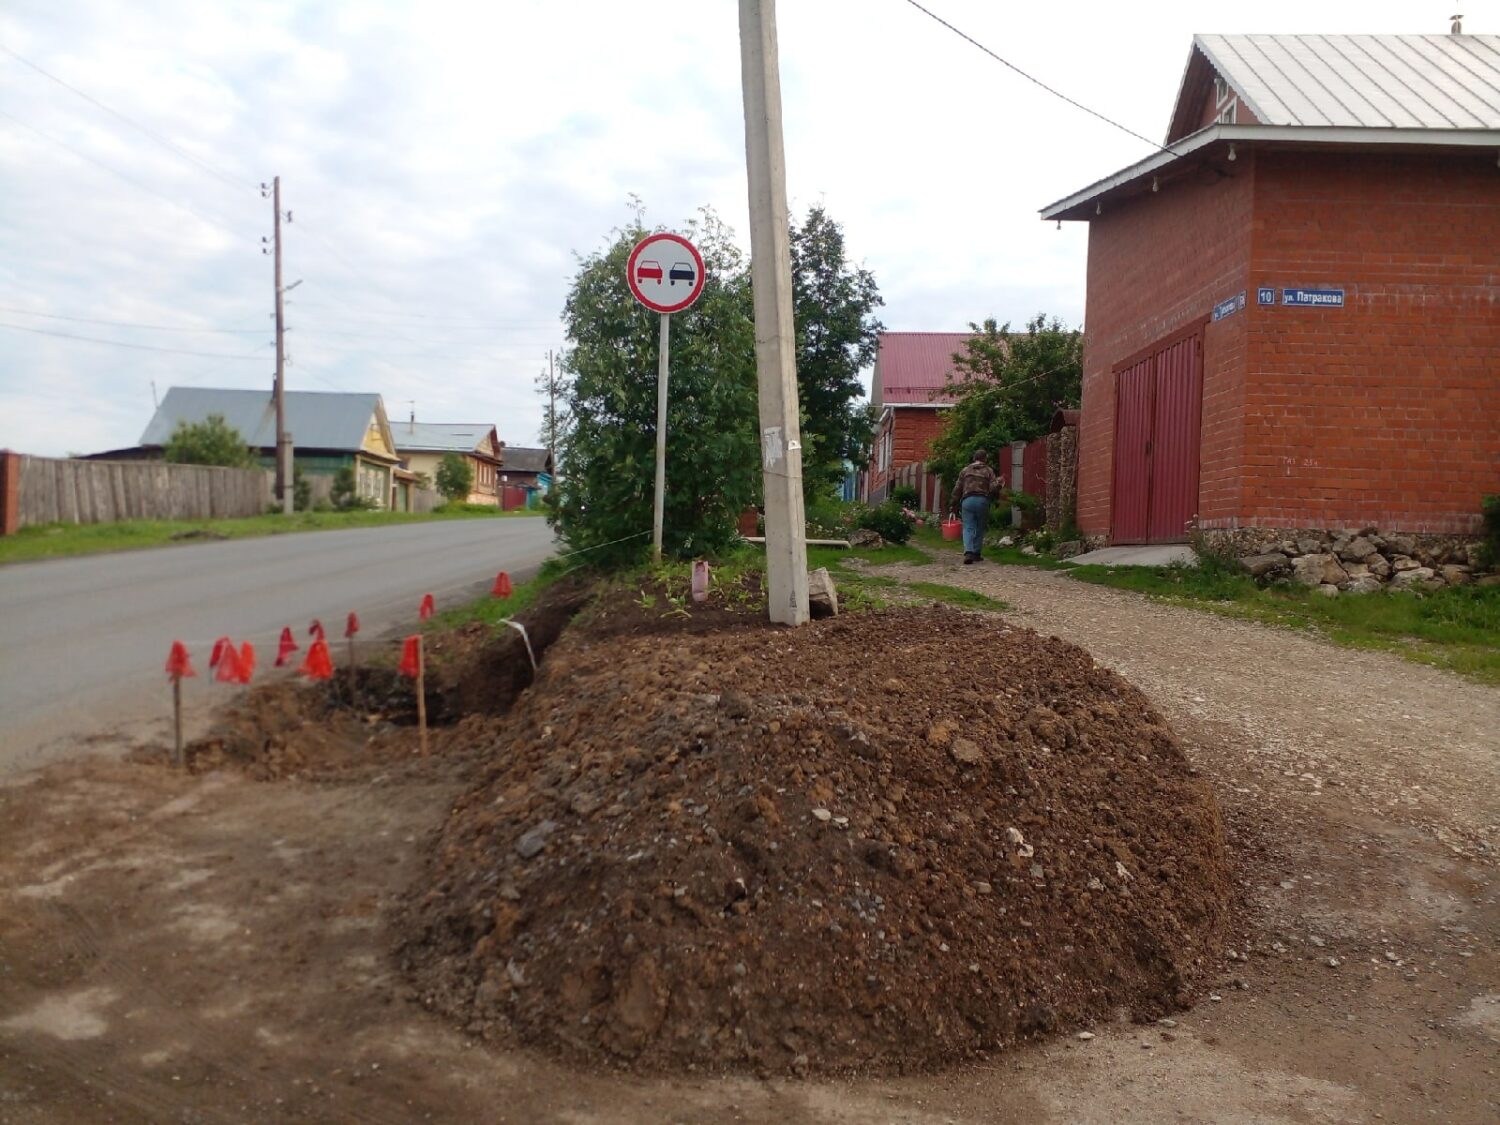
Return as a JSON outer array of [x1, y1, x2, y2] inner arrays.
[[739, 0, 809, 625], [264, 176, 292, 514]]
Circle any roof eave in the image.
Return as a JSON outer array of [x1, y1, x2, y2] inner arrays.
[[1041, 124, 1500, 221]]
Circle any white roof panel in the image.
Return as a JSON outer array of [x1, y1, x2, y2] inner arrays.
[[1198, 33, 1500, 130]]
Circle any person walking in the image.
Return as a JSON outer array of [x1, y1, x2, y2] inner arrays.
[[950, 450, 999, 564]]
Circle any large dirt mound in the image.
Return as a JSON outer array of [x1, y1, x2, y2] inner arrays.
[[399, 605, 1231, 1076]]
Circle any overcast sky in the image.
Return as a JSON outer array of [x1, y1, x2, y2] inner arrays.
[[0, 0, 1480, 457]]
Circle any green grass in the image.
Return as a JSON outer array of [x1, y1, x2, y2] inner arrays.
[[425, 556, 577, 631], [1069, 559, 1500, 684], [0, 506, 543, 565], [904, 581, 1010, 612]]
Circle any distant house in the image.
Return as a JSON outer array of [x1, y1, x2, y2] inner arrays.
[[1042, 32, 1500, 545], [392, 421, 505, 506], [138, 387, 401, 508], [498, 446, 554, 500], [862, 332, 970, 503]]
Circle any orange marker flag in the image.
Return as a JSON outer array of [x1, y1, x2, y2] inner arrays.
[[214, 644, 244, 684], [345, 612, 360, 637], [398, 635, 422, 678], [491, 572, 512, 598], [274, 626, 299, 667], [209, 636, 233, 668], [165, 641, 196, 680], [299, 637, 334, 681], [308, 619, 326, 642], [418, 593, 435, 621], [237, 642, 256, 685]]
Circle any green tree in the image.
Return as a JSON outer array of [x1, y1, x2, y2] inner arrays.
[[555, 209, 758, 564], [790, 206, 884, 499], [435, 453, 474, 503], [163, 413, 257, 468], [928, 314, 1082, 489]]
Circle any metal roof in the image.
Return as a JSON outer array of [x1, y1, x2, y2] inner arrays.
[[1194, 34, 1500, 131], [391, 421, 500, 457], [141, 387, 388, 454], [500, 446, 553, 474], [872, 333, 973, 407]]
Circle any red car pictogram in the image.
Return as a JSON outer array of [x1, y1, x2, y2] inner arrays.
[[636, 259, 663, 283]]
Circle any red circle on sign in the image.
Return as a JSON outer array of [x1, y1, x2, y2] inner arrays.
[[626, 233, 706, 314]]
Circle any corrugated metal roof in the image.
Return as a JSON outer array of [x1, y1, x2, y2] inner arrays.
[[1198, 34, 1500, 129], [391, 421, 498, 455], [873, 333, 973, 407], [140, 387, 384, 452]]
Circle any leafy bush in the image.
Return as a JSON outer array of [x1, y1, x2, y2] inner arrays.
[[1480, 494, 1500, 570], [435, 454, 474, 504], [331, 467, 378, 511], [804, 491, 850, 539], [164, 413, 257, 469], [858, 499, 914, 544], [889, 484, 919, 509]]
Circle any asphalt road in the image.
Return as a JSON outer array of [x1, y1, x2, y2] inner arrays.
[[0, 517, 558, 775]]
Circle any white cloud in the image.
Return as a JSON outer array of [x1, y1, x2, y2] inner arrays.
[[0, 0, 1468, 455]]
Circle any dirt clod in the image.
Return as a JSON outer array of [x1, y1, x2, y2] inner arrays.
[[399, 603, 1232, 1076]]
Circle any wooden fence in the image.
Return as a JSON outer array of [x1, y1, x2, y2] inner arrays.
[[5, 453, 271, 530]]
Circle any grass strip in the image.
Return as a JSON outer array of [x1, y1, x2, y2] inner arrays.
[[0, 507, 543, 565], [1068, 561, 1500, 684]]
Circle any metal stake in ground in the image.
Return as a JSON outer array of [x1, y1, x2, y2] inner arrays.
[[625, 232, 706, 562]]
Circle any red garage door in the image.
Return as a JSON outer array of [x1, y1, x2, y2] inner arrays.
[[1111, 328, 1203, 544]]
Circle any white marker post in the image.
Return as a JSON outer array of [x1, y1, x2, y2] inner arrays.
[[626, 233, 707, 561]]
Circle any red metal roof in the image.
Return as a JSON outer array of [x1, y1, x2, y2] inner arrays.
[[873, 332, 973, 407]]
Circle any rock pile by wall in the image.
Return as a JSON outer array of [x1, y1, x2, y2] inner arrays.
[[1216, 528, 1495, 596]]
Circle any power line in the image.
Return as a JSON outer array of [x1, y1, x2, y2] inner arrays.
[[0, 320, 270, 359], [898, 0, 1172, 154], [0, 42, 256, 196], [0, 108, 248, 239], [0, 306, 265, 334]]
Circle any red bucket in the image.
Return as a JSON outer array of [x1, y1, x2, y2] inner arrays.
[[941, 518, 962, 541]]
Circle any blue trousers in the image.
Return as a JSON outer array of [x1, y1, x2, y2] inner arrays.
[[960, 494, 990, 556]]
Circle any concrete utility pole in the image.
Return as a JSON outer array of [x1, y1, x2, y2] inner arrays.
[[738, 0, 809, 625], [264, 176, 293, 514], [547, 348, 557, 470]]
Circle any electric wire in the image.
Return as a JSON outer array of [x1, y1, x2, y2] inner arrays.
[[0, 320, 269, 359], [899, 0, 1174, 155], [0, 306, 266, 334], [1, 42, 257, 196]]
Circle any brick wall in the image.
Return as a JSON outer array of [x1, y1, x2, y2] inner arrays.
[[1242, 150, 1500, 534], [1076, 152, 1255, 538], [867, 408, 950, 499]]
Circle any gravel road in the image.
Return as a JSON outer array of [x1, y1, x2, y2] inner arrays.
[[880, 552, 1499, 855]]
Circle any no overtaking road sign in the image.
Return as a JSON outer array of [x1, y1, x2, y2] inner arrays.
[[626, 232, 705, 314]]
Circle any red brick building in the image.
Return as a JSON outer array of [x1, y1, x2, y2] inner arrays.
[[1043, 33, 1500, 544], [863, 332, 970, 504]]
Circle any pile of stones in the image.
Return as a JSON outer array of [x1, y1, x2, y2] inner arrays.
[[1237, 530, 1495, 596]]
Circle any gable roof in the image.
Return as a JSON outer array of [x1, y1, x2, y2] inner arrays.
[[501, 446, 553, 474], [1171, 34, 1500, 140], [392, 422, 501, 461], [1046, 33, 1500, 221], [140, 387, 392, 455], [872, 333, 972, 407]]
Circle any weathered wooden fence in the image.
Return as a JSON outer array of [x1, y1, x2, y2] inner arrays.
[[5, 454, 270, 530]]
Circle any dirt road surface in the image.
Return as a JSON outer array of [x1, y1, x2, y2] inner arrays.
[[0, 554, 1495, 1123]]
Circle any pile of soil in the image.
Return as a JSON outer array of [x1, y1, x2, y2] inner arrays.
[[399, 604, 1232, 1076]]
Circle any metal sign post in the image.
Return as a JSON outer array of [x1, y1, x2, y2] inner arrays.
[[652, 312, 671, 560], [626, 233, 707, 562]]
